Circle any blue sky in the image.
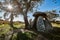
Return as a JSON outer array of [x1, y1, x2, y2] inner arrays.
[[38, 0, 60, 12], [0, 0, 60, 22]]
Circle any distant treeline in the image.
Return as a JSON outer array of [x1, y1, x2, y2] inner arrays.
[[0, 19, 24, 24], [51, 21, 60, 24]]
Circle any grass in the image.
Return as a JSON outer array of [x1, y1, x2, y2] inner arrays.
[[14, 23, 25, 28], [0, 24, 10, 34], [51, 23, 60, 28], [0, 23, 60, 40], [0, 23, 25, 40], [9, 31, 36, 40], [0, 23, 25, 35]]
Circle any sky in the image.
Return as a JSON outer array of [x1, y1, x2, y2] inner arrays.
[[38, 0, 60, 12], [0, 0, 60, 22]]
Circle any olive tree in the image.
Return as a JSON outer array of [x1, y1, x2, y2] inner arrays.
[[0, 0, 44, 29], [12, 0, 44, 29], [0, 0, 20, 29]]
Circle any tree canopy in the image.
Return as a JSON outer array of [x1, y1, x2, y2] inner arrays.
[[0, 0, 44, 29]]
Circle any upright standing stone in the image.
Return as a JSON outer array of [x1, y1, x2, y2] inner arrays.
[[36, 16, 45, 32]]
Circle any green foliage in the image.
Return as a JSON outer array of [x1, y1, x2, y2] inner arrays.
[[16, 31, 36, 40]]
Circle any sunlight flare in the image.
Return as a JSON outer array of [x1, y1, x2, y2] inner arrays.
[[7, 4, 13, 10]]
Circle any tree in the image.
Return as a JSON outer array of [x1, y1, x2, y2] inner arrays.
[[0, 1, 19, 39], [45, 10, 59, 21], [0, 0, 44, 29], [12, 0, 44, 29], [0, 0, 20, 29]]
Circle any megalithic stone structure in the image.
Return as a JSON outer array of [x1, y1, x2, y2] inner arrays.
[[32, 12, 53, 32]]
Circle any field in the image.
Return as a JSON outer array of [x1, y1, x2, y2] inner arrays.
[[51, 22, 60, 28], [0, 23, 26, 40], [0, 23, 25, 34], [0, 22, 60, 40]]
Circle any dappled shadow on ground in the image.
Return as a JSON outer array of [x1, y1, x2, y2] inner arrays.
[[0, 27, 60, 40], [16, 32, 34, 40], [38, 27, 60, 40], [10, 27, 60, 40]]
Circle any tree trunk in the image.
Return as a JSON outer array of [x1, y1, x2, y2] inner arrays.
[[10, 13, 14, 28], [23, 13, 29, 29], [10, 13, 17, 29], [9, 13, 16, 40]]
